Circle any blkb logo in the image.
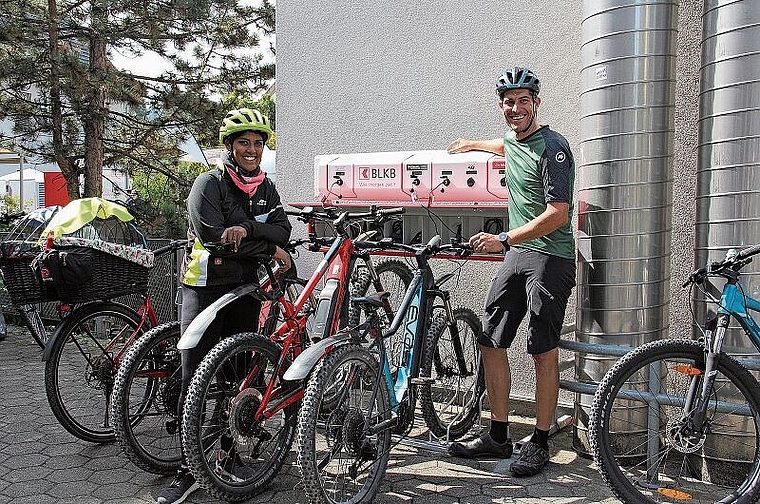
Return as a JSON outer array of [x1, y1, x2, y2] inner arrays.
[[359, 167, 396, 180]]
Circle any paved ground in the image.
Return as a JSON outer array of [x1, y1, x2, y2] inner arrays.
[[0, 323, 620, 504]]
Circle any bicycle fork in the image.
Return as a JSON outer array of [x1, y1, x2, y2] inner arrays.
[[684, 314, 728, 432]]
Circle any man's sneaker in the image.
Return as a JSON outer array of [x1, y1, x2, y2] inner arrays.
[[155, 473, 199, 504], [214, 450, 256, 483], [509, 440, 550, 477], [448, 433, 513, 459]]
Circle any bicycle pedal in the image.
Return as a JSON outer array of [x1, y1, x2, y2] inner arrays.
[[410, 376, 435, 385]]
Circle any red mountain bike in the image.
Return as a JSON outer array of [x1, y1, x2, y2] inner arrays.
[[179, 206, 411, 501]]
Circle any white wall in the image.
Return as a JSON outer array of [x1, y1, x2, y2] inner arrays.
[[277, 0, 703, 405]]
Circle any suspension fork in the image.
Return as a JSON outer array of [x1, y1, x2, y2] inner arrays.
[[689, 314, 729, 430], [430, 288, 469, 376]]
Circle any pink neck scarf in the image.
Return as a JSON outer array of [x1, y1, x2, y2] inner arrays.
[[225, 166, 265, 197]]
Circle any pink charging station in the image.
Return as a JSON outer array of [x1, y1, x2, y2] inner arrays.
[[299, 150, 510, 261]]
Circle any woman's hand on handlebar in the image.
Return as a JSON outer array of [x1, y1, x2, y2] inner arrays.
[[273, 245, 292, 271], [221, 225, 247, 252]]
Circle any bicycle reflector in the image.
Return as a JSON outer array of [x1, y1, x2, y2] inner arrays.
[[657, 487, 692, 501], [672, 364, 703, 376]]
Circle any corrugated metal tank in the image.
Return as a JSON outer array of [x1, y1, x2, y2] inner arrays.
[[693, 0, 760, 468], [575, 0, 678, 452]]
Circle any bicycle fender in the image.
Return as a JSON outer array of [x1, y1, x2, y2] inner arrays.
[[282, 332, 353, 381], [176, 283, 265, 350], [43, 316, 69, 361]]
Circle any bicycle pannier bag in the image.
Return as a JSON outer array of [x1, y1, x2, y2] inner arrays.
[[33, 247, 94, 297]]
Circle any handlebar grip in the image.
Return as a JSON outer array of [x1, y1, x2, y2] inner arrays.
[[425, 235, 442, 251], [377, 207, 404, 217], [738, 243, 760, 260], [152, 239, 189, 256]]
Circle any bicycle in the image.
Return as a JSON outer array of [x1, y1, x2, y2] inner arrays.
[[589, 245, 760, 504], [43, 239, 187, 443], [109, 243, 307, 475], [178, 206, 413, 501], [294, 235, 484, 504]]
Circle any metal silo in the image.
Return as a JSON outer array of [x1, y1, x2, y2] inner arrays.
[[575, 0, 678, 452], [694, 0, 760, 475]]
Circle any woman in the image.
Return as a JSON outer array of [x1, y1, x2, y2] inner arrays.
[[155, 108, 291, 504]]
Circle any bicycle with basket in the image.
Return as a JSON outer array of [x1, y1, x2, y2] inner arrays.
[[29, 198, 181, 443]]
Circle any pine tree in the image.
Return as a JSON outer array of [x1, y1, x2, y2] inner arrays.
[[0, 0, 275, 198]]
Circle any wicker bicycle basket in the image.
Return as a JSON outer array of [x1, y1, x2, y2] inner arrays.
[[45, 246, 152, 304], [0, 241, 46, 304], [1, 201, 154, 305]]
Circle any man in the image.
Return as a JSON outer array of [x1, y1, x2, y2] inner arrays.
[[447, 67, 575, 478]]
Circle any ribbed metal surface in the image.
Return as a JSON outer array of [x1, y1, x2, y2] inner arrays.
[[694, 0, 760, 466], [695, 0, 760, 351], [575, 0, 678, 452]]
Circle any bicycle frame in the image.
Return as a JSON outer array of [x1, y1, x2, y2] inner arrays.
[[715, 279, 760, 352], [42, 295, 157, 363], [301, 237, 468, 435], [233, 209, 404, 423], [250, 237, 359, 420]]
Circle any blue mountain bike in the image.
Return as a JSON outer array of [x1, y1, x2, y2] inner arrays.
[[589, 245, 760, 504], [291, 235, 484, 504]]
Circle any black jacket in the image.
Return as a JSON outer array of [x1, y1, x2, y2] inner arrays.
[[182, 165, 291, 287]]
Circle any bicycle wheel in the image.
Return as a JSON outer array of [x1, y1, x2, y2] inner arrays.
[[298, 343, 391, 504], [348, 259, 413, 369], [110, 322, 182, 474], [182, 332, 296, 502], [44, 301, 144, 443], [589, 338, 760, 504], [419, 307, 484, 440], [18, 303, 49, 348]]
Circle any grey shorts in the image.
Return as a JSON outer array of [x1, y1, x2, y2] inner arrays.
[[479, 247, 575, 354]]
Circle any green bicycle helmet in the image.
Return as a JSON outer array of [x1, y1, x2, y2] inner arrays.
[[496, 67, 541, 97], [218, 108, 274, 144]]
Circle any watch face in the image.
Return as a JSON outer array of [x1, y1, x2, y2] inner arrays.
[[498, 232, 508, 243]]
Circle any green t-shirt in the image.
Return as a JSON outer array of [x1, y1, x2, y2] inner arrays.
[[504, 125, 575, 259]]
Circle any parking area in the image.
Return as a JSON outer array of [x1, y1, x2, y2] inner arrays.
[[0, 323, 618, 504]]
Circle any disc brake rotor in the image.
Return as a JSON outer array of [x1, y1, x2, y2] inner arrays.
[[666, 416, 706, 454]]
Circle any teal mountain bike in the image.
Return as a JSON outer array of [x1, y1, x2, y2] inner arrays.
[[292, 235, 484, 504], [589, 245, 760, 504]]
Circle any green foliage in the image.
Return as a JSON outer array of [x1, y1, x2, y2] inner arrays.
[[0, 0, 276, 199], [117, 129, 209, 238]]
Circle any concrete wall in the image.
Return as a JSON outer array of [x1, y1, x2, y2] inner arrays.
[[278, 0, 702, 403]]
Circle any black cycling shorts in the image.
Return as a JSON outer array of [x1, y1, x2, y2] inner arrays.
[[479, 247, 575, 355]]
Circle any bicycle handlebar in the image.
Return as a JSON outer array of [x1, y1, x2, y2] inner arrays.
[[683, 244, 760, 288], [153, 239, 189, 257], [737, 243, 760, 260], [286, 205, 404, 225], [354, 235, 473, 258]]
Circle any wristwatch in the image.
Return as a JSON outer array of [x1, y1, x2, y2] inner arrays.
[[498, 231, 510, 251]]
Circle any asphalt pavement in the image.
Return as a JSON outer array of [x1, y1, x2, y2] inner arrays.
[[0, 322, 620, 504]]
